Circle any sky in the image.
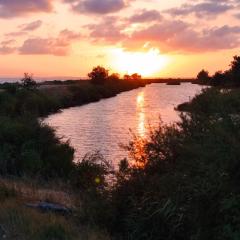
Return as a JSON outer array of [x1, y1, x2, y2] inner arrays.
[[0, 0, 239, 78]]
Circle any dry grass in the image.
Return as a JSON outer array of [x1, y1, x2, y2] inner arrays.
[[0, 199, 110, 240], [0, 177, 75, 208], [0, 178, 111, 240]]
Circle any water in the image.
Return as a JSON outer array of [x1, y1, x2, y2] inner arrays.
[[44, 83, 203, 162], [0, 78, 20, 83]]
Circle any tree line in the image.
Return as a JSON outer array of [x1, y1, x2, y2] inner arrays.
[[88, 66, 142, 84], [197, 55, 240, 86]]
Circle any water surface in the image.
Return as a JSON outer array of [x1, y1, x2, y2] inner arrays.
[[44, 83, 203, 162]]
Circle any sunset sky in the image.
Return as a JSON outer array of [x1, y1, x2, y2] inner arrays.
[[0, 0, 239, 78]]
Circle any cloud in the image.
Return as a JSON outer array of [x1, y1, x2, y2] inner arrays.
[[127, 9, 162, 23], [19, 38, 66, 56], [234, 13, 240, 19], [58, 29, 82, 40], [4, 21, 43, 39], [0, 46, 16, 54], [0, 0, 53, 18], [20, 20, 43, 31], [86, 16, 126, 44], [123, 20, 190, 51], [166, 0, 235, 17], [19, 29, 81, 56], [5, 32, 27, 37], [123, 21, 240, 53], [64, 0, 132, 14], [77, 6, 240, 54], [0, 40, 16, 54], [1, 40, 16, 45]]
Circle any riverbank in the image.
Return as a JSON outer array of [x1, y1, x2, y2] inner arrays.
[[0, 78, 148, 239], [39, 79, 147, 116], [1, 79, 240, 239], [0, 78, 148, 178], [0, 79, 147, 117]]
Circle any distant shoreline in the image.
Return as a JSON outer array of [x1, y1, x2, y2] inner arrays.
[[0, 77, 196, 84]]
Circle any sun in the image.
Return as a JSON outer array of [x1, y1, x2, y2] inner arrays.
[[112, 48, 169, 77]]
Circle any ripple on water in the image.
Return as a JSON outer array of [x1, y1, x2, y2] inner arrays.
[[44, 83, 204, 163]]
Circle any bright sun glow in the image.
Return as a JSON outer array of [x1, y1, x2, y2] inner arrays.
[[112, 48, 169, 77]]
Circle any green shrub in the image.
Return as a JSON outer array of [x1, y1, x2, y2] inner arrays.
[[70, 152, 112, 191], [0, 116, 74, 178]]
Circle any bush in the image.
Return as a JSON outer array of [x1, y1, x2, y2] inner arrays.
[[21, 73, 37, 90], [211, 71, 227, 86], [103, 88, 240, 239], [203, 55, 240, 87], [88, 66, 109, 85], [70, 152, 112, 191], [0, 116, 74, 178], [197, 69, 210, 84]]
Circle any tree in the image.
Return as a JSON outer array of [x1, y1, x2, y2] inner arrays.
[[124, 74, 131, 80], [88, 66, 109, 85], [229, 55, 240, 85], [211, 71, 226, 86], [124, 73, 142, 80], [21, 73, 37, 90], [108, 73, 120, 81], [197, 69, 210, 84], [131, 73, 142, 80]]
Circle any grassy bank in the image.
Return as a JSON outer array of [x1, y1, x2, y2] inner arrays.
[[0, 79, 146, 117], [0, 77, 147, 178]]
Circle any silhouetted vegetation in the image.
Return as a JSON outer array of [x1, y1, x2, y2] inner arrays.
[[21, 73, 37, 90], [88, 66, 109, 85], [108, 72, 120, 82], [0, 71, 146, 179], [0, 116, 74, 178], [70, 152, 112, 191], [73, 87, 240, 240], [197, 55, 240, 87], [124, 73, 142, 80], [197, 69, 210, 84]]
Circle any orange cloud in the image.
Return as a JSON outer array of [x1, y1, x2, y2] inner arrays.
[[19, 29, 81, 56]]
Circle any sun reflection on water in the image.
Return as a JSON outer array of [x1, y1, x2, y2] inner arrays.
[[137, 92, 146, 138], [128, 91, 148, 168]]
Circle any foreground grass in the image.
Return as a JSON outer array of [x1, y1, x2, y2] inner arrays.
[[0, 181, 111, 240]]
